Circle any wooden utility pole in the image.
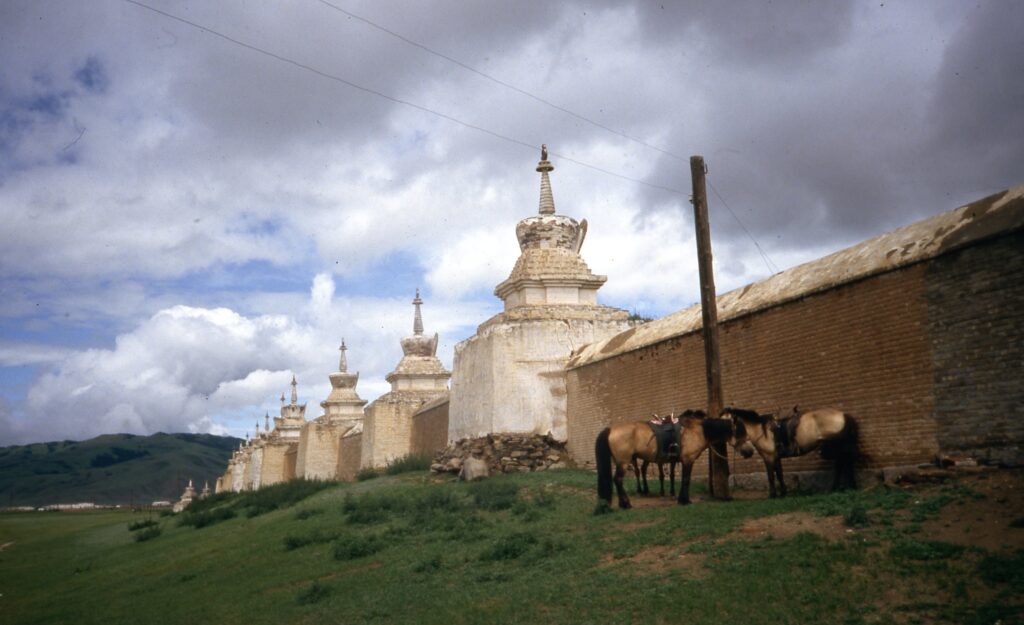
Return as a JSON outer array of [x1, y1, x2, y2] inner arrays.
[[690, 155, 730, 500]]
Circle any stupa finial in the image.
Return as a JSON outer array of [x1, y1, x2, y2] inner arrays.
[[339, 339, 348, 373], [290, 375, 298, 405], [412, 289, 424, 336], [264, 412, 270, 432], [536, 144, 555, 215]]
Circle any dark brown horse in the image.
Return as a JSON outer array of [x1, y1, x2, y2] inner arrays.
[[596, 410, 732, 509], [721, 406, 859, 497]]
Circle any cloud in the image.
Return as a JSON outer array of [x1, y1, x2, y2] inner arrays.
[[1, 274, 492, 445]]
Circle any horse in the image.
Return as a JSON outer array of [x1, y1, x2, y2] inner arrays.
[[596, 410, 733, 509], [637, 414, 681, 498], [721, 406, 859, 497]]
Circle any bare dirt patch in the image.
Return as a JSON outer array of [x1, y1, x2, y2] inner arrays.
[[600, 543, 708, 577], [736, 511, 848, 542], [918, 469, 1024, 551]]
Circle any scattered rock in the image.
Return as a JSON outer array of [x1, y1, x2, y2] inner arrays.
[[459, 457, 490, 481]]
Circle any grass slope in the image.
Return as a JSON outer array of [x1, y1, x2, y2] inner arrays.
[[0, 433, 241, 506], [0, 470, 1021, 625]]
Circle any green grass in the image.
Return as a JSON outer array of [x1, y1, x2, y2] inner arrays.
[[1, 470, 1020, 625]]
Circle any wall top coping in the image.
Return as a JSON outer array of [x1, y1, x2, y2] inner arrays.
[[568, 185, 1024, 369]]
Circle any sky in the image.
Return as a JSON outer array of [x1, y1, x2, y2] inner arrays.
[[0, 0, 1021, 445]]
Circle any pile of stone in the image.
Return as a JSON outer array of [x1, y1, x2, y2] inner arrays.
[[432, 433, 573, 475]]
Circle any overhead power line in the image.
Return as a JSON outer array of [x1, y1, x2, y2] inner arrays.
[[123, 0, 688, 197], [125, 0, 779, 274], [310, 1, 779, 274]]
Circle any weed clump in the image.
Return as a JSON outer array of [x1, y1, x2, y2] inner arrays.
[[178, 507, 236, 529], [843, 506, 870, 528], [133, 526, 162, 542], [333, 534, 386, 561], [468, 480, 520, 511], [977, 550, 1024, 588], [384, 452, 433, 476], [480, 532, 537, 561], [294, 508, 324, 521], [890, 539, 965, 561], [127, 519, 159, 532], [295, 581, 330, 605], [356, 467, 380, 481], [239, 479, 334, 517], [284, 529, 338, 551]]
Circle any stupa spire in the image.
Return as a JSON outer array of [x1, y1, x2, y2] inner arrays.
[[536, 144, 555, 215], [264, 412, 270, 432], [412, 289, 424, 336], [290, 375, 298, 405], [339, 339, 348, 373]]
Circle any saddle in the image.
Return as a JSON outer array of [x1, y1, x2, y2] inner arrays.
[[647, 421, 681, 460], [772, 417, 800, 458]]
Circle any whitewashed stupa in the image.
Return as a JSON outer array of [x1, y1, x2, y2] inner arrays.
[[361, 291, 451, 467], [448, 146, 630, 441], [296, 339, 368, 480]]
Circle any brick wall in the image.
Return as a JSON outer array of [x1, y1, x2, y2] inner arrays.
[[337, 433, 362, 481], [411, 398, 449, 456], [926, 232, 1024, 465], [567, 231, 1023, 476]]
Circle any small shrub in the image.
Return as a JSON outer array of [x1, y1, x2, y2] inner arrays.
[[184, 491, 236, 515], [128, 519, 159, 532], [333, 534, 386, 561], [356, 467, 380, 482], [134, 526, 162, 542], [296, 581, 330, 605], [385, 452, 433, 476], [480, 532, 537, 561], [468, 480, 520, 511], [890, 539, 965, 561]]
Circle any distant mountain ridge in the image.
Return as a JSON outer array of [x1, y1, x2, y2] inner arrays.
[[0, 432, 242, 507]]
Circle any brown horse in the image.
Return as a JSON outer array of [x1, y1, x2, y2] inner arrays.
[[596, 410, 732, 509], [721, 406, 859, 497]]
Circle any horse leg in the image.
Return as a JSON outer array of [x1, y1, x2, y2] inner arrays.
[[775, 458, 787, 497], [763, 457, 777, 498], [658, 463, 666, 497], [669, 461, 676, 497], [633, 457, 644, 494], [677, 461, 693, 505], [639, 459, 651, 495], [614, 463, 632, 509]]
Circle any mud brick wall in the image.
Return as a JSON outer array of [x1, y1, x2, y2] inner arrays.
[[410, 399, 449, 456], [926, 232, 1024, 466], [568, 231, 1023, 475], [337, 434, 362, 481]]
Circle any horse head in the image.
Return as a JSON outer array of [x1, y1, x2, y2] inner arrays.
[[719, 406, 761, 458]]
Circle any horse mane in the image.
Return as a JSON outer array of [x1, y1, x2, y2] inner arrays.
[[702, 418, 732, 442], [722, 406, 769, 423]]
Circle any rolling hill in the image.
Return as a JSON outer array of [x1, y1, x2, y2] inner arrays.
[[0, 432, 241, 507]]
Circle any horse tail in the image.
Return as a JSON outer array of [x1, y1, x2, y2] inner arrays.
[[595, 428, 613, 504], [844, 414, 863, 464]]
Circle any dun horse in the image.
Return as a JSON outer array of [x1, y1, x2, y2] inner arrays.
[[722, 406, 859, 497], [596, 410, 732, 509]]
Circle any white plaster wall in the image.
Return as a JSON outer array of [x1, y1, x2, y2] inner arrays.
[[231, 458, 245, 492], [246, 447, 263, 490], [448, 317, 629, 442]]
